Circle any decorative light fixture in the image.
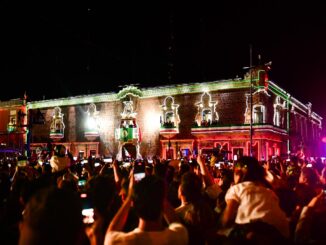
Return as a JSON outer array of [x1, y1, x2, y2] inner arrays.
[[84, 103, 100, 141], [49, 107, 65, 141]]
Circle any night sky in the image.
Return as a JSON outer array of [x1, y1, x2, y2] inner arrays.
[[1, 1, 326, 127]]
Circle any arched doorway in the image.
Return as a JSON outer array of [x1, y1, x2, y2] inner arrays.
[[122, 143, 137, 160]]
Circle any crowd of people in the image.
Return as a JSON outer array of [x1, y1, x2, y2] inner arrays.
[[0, 145, 326, 244]]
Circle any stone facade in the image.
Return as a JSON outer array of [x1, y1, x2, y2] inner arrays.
[[1, 67, 322, 160]]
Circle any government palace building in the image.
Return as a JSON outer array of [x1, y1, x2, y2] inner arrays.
[[0, 65, 323, 161]]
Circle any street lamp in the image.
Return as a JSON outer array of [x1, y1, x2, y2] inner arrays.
[[243, 49, 272, 158], [243, 45, 253, 157]]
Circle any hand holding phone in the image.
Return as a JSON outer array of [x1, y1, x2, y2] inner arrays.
[[103, 158, 113, 163], [78, 179, 87, 187], [133, 161, 145, 182], [134, 172, 145, 182]]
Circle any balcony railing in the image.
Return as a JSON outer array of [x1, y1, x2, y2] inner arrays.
[[159, 123, 179, 137], [191, 122, 288, 135]]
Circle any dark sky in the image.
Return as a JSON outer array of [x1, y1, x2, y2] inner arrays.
[[1, 1, 326, 123]]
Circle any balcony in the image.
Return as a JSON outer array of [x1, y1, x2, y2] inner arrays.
[[159, 122, 179, 138], [84, 130, 100, 141], [191, 122, 288, 136], [50, 130, 64, 141]]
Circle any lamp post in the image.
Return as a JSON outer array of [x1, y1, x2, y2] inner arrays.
[[243, 46, 272, 158], [249, 47, 253, 157], [243, 45, 253, 157]]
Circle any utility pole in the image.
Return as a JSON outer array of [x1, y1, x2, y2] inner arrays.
[[249, 45, 253, 157]]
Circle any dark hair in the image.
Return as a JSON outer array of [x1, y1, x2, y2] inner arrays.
[[21, 187, 83, 245], [179, 163, 190, 175], [235, 156, 270, 188], [132, 175, 165, 221], [54, 144, 66, 157], [87, 175, 118, 216], [180, 172, 202, 202], [301, 167, 319, 186]]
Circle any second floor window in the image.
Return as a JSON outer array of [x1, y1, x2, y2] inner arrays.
[[253, 105, 265, 124]]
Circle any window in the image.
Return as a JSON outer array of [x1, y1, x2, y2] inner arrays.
[[165, 111, 175, 126], [50, 107, 65, 140], [7, 110, 17, 132], [195, 91, 218, 127], [161, 96, 180, 128], [274, 109, 281, 127], [253, 105, 265, 124], [273, 96, 285, 127], [202, 109, 212, 122]]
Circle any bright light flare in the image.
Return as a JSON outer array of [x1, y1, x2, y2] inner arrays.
[[322, 137, 326, 143], [86, 117, 97, 130], [144, 110, 161, 133]]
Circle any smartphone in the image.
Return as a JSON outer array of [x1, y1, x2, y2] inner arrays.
[[134, 161, 145, 182], [306, 163, 313, 168], [94, 162, 100, 167], [78, 179, 87, 187], [134, 172, 146, 182], [103, 158, 113, 163], [148, 159, 153, 164], [82, 208, 94, 224], [80, 193, 87, 199], [215, 163, 221, 168], [17, 160, 27, 167], [122, 162, 131, 168]]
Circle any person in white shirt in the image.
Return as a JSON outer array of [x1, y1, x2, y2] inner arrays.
[[49, 144, 71, 173], [221, 156, 290, 244]]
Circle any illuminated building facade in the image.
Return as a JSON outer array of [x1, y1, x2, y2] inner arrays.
[[2, 66, 322, 160], [0, 98, 27, 153]]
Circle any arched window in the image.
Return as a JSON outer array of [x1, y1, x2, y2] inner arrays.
[[253, 105, 265, 124], [273, 96, 285, 127], [161, 96, 180, 128], [202, 109, 212, 122], [195, 91, 218, 127], [50, 107, 65, 140]]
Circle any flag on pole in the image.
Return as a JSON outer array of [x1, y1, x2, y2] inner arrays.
[[138, 126, 142, 143]]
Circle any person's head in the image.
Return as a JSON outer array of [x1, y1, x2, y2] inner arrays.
[[179, 162, 190, 175], [54, 145, 66, 158], [178, 172, 202, 203], [299, 167, 319, 186], [132, 175, 165, 221], [218, 168, 234, 191], [87, 175, 118, 217], [57, 174, 78, 192], [234, 156, 267, 185], [41, 162, 52, 175], [19, 187, 83, 245]]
